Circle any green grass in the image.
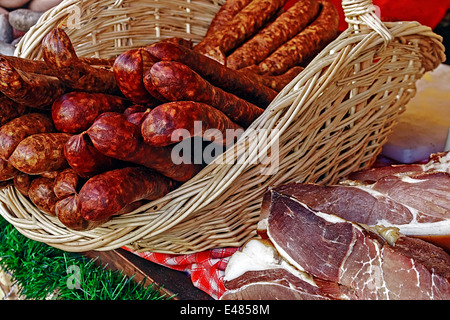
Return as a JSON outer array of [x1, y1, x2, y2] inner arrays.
[[0, 216, 168, 300]]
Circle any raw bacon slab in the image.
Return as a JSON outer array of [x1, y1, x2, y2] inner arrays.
[[261, 191, 450, 300]]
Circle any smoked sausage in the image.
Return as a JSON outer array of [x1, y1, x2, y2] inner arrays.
[[194, 0, 287, 63], [203, 0, 253, 38], [0, 113, 54, 160], [86, 112, 203, 182], [53, 168, 80, 199], [0, 94, 28, 126], [0, 56, 66, 110], [226, 0, 320, 70], [9, 133, 72, 175], [144, 42, 277, 108], [113, 48, 162, 105], [56, 195, 109, 231], [256, 0, 340, 75], [28, 176, 59, 215], [78, 166, 175, 221], [41, 28, 118, 94], [0, 158, 19, 181], [13, 173, 33, 196], [52, 91, 129, 133], [64, 132, 119, 178], [141, 101, 243, 147], [148, 61, 264, 127]]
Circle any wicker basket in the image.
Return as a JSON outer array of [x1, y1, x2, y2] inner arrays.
[[0, 0, 445, 254]]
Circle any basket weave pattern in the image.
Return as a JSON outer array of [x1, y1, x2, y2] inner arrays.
[[0, 0, 445, 254]]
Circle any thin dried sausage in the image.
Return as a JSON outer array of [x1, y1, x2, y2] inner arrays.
[[194, 0, 287, 63], [203, 0, 253, 38], [257, 0, 340, 75], [141, 101, 242, 147], [226, 0, 320, 70], [148, 61, 264, 127]]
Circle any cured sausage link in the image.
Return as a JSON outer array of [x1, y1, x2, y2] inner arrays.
[[51, 91, 129, 134], [203, 0, 253, 38], [194, 0, 288, 63], [147, 61, 264, 127], [86, 112, 203, 182], [257, 0, 340, 75], [145, 41, 277, 108], [226, 0, 320, 70], [41, 28, 118, 93], [0, 56, 66, 109], [78, 167, 175, 221], [141, 101, 243, 147]]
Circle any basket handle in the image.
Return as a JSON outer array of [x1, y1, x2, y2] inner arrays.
[[341, 0, 393, 44]]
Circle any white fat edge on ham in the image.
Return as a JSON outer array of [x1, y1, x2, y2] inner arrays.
[[422, 152, 450, 173], [341, 180, 450, 237], [223, 239, 317, 287], [341, 180, 421, 223]]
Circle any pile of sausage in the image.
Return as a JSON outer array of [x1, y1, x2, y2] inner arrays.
[[0, 0, 339, 231]]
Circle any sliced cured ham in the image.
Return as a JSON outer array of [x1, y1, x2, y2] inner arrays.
[[267, 193, 450, 299], [258, 152, 450, 250], [247, 192, 450, 300], [221, 239, 356, 300]]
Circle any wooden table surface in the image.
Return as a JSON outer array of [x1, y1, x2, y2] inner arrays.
[[83, 248, 213, 300]]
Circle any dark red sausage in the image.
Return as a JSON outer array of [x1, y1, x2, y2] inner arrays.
[[86, 112, 203, 182], [0, 113, 54, 160], [64, 132, 119, 178], [141, 101, 243, 147], [113, 48, 163, 105], [194, 0, 287, 62], [144, 42, 277, 108], [56, 195, 109, 231], [78, 166, 175, 221], [0, 158, 19, 181], [41, 28, 118, 94], [0, 56, 66, 110], [148, 61, 264, 127], [13, 173, 33, 196], [0, 94, 28, 126], [52, 91, 129, 133], [53, 168, 80, 199], [9, 133, 72, 175], [203, 0, 253, 38], [28, 176, 59, 215], [226, 0, 320, 70], [256, 0, 340, 75]]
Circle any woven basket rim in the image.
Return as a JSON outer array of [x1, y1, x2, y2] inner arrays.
[[1, 0, 446, 254]]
